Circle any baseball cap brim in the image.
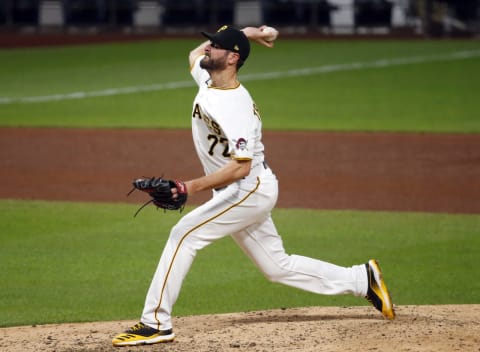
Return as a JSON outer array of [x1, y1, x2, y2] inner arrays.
[[201, 31, 217, 44], [201, 31, 231, 50], [200, 26, 250, 62]]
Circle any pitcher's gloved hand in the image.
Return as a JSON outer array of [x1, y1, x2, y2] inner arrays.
[[128, 177, 188, 216]]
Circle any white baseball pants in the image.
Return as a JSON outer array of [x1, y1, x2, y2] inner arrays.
[[141, 168, 368, 331]]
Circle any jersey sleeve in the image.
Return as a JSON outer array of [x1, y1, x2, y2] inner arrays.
[[217, 92, 260, 161], [190, 55, 210, 87], [229, 128, 257, 161]]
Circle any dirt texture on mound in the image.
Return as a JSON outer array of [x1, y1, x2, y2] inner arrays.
[[1, 305, 479, 352]]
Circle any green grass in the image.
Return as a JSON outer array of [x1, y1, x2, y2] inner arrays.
[[1, 199, 479, 327], [1, 38, 479, 328], [1, 39, 479, 132]]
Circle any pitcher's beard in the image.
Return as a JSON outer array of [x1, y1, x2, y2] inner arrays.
[[200, 54, 228, 71]]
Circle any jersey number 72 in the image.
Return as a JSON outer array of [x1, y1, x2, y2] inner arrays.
[[207, 134, 230, 158]]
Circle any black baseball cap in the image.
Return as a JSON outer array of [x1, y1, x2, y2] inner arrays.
[[201, 25, 250, 62]]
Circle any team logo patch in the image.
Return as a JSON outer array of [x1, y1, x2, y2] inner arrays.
[[234, 138, 248, 151]]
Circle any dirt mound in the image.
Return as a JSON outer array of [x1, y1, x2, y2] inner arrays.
[[1, 305, 478, 352]]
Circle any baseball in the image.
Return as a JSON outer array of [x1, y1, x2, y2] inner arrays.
[[261, 26, 279, 42]]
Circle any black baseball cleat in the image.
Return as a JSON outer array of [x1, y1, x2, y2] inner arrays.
[[365, 259, 396, 320], [112, 322, 175, 346]]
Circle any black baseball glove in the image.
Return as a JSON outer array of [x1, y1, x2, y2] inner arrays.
[[128, 177, 188, 216]]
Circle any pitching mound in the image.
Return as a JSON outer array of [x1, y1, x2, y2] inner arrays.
[[1, 305, 478, 352]]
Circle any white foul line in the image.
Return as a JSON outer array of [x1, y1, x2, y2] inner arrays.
[[1, 49, 479, 105]]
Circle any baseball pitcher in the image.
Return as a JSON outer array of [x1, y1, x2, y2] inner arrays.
[[112, 25, 395, 347]]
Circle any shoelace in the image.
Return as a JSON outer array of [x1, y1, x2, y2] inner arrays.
[[130, 322, 145, 332]]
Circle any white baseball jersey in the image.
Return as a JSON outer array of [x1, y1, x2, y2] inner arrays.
[[190, 55, 265, 176]]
